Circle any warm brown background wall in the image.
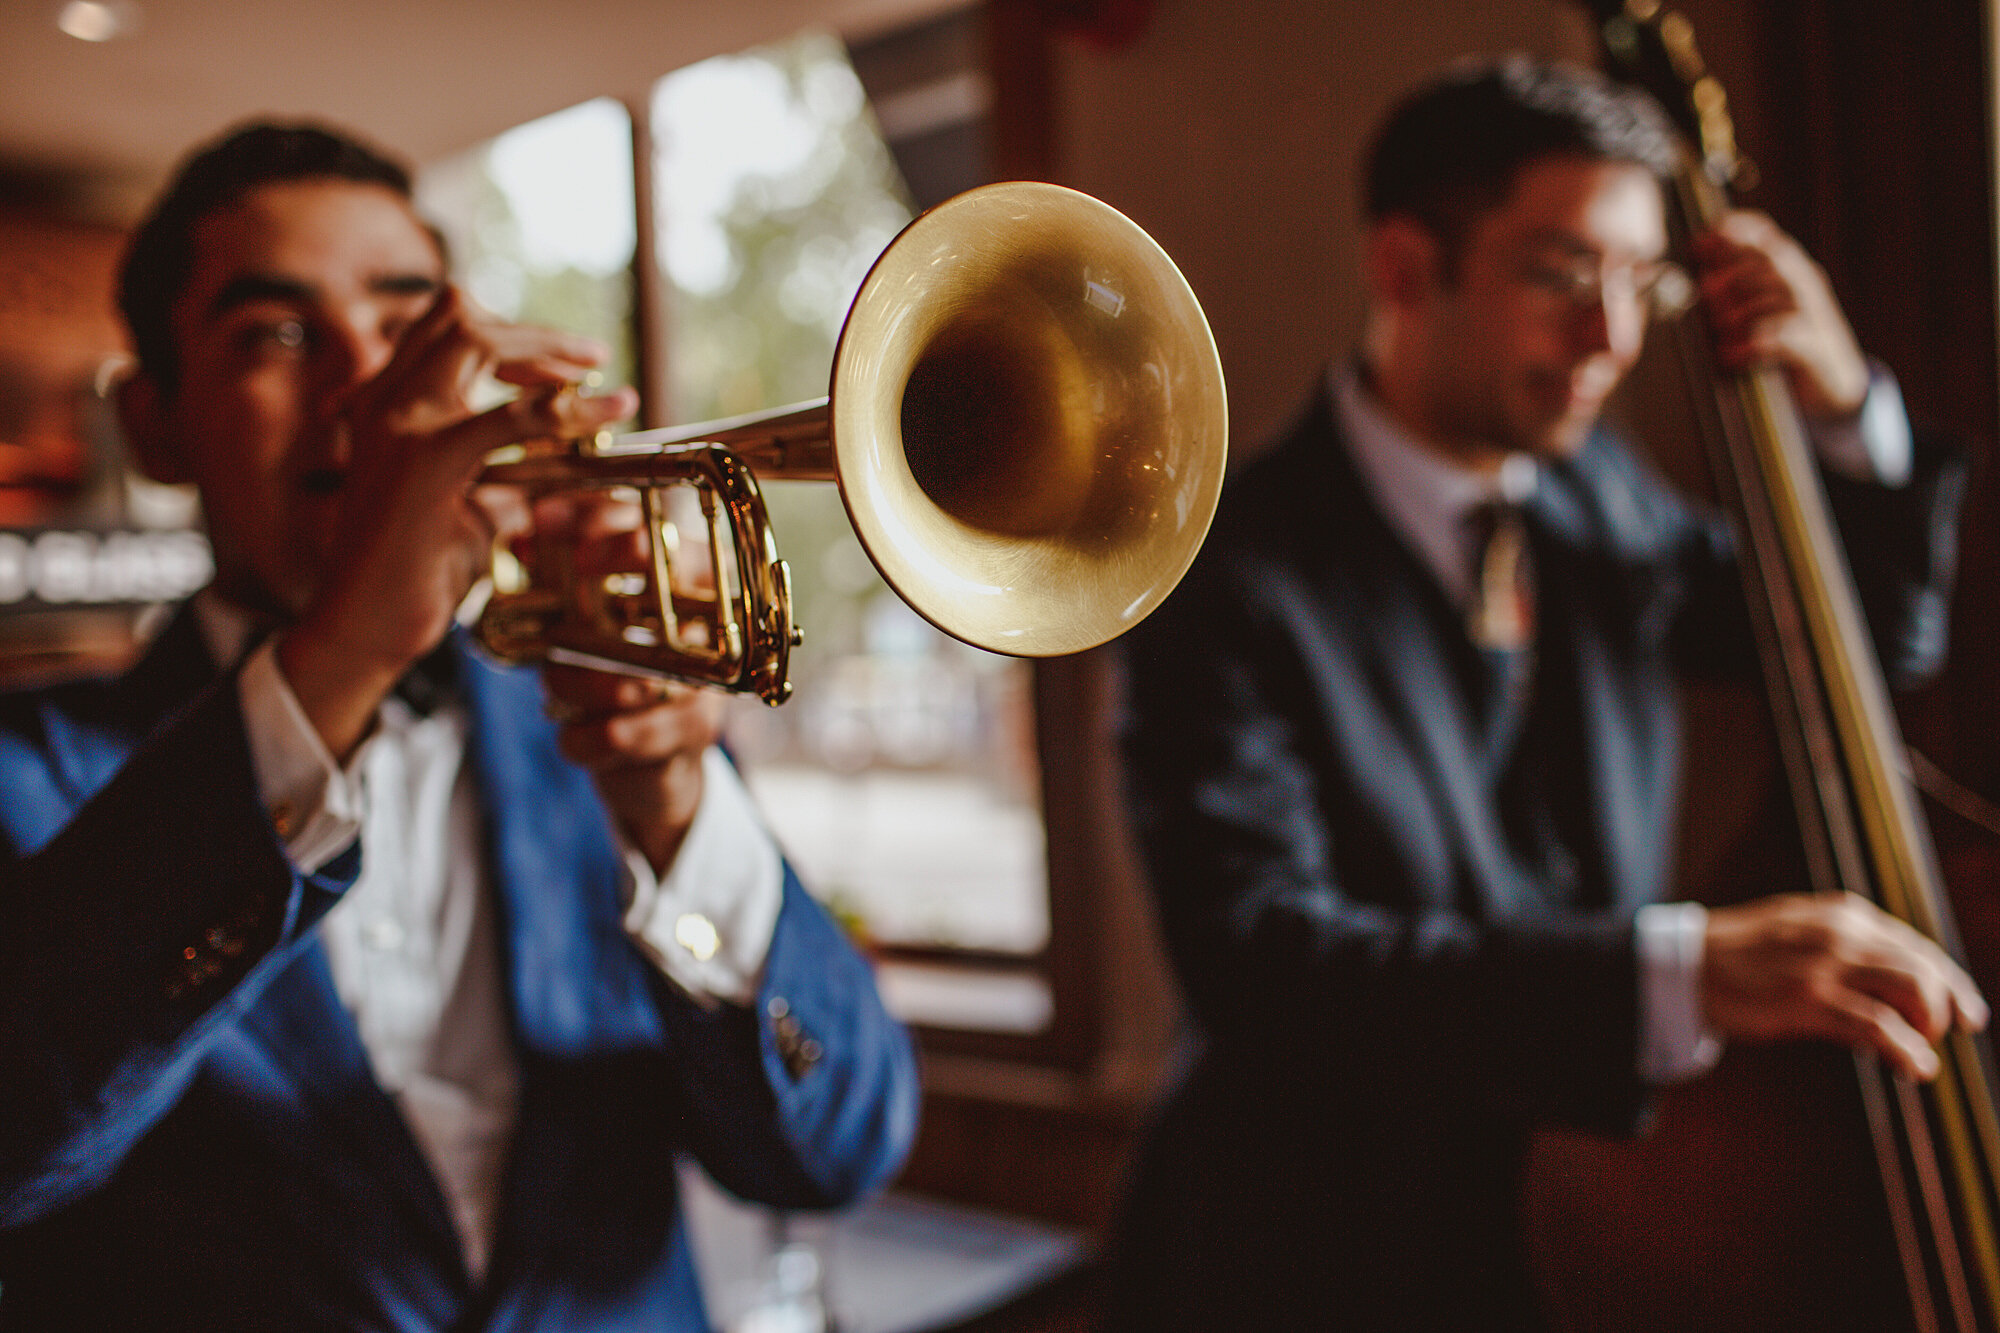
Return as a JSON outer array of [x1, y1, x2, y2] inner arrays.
[[1051, 0, 1596, 450]]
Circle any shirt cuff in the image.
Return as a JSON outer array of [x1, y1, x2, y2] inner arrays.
[[1808, 360, 1913, 486], [236, 638, 365, 873], [1635, 900, 1724, 1084], [620, 746, 782, 1007]]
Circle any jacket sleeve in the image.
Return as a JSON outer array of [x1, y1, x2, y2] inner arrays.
[[0, 677, 355, 1227], [1822, 426, 1967, 690], [648, 865, 919, 1209], [1665, 418, 1965, 689]]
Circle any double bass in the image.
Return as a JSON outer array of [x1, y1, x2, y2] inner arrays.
[[1526, 4, 2000, 1329]]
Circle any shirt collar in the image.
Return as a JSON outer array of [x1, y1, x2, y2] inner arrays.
[[1330, 361, 1537, 605]]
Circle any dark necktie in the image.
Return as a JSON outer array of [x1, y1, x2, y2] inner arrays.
[[1463, 503, 1578, 899], [1465, 501, 1534, 653]]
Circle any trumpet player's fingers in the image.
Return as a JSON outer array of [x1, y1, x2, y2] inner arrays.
[[472, 482, 534, 546], [556, 685, 724, 771], [408, 383, 637, 489], [556, 664, 720, 872], [543, 664, 723, 766], [527, 489, 725, 600], [530, 491, 648, 544], [293, 387, 629, 669], [356, 287, 618, 434], [540, 661, 723, 872], [399, 287, 611, 386], [543, 661, 688, 722], [514, 499, 657, 613], [489, 348, 616, 389]]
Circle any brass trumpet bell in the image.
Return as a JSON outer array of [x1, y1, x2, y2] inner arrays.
[[476, 181, 1228, 704]]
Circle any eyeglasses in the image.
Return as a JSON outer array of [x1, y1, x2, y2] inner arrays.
[[1516, 253, 1692, 320]]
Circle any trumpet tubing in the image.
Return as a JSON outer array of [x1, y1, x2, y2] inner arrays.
[[480, 440, 799, 703]]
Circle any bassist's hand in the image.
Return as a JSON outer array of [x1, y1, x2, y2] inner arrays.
[[1703, 891, 1988, 1081], [1693, 211, 1870, 421]]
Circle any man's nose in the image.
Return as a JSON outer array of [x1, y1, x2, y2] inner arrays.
[[1573, 285, 1648, 366], [299, 324, 400, 476], [315, 321, 399, 413]]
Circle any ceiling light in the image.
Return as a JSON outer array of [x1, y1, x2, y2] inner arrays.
[[57, 0, 139, 42]]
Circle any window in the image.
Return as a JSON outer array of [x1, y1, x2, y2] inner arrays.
[[415, 5, 1177, 1227], [417, 23, 1067, 1042], [647, 30, 1054, 1038], [417, 98, 637, 385]]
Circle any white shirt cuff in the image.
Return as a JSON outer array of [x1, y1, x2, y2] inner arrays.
[[1808, 361, 1913, 486], [236, 638, 365, 873], [1635, 900, 1723, 1084], [620, 747, 782, 1007]]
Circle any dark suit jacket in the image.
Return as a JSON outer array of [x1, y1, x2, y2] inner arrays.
[[1108, 384, 1960, 1331], [0, 609, 918, 1331]]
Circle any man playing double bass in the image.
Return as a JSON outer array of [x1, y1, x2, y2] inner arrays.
[[1112, 56, 1984, 1330]]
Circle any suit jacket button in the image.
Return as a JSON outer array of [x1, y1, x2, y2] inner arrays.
[[781, 1043, 818, 1080]]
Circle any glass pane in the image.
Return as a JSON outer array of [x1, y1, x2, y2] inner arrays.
[[416, 98, 638, 392], [650, 33, 1051, 969]]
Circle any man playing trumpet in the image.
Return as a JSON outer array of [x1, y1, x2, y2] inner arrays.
[[0, 121, 916, 1331]]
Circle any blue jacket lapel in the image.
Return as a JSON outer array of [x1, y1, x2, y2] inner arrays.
[[456, 640, 654, 1058], [36, 605, 221, 811], [23, 605, 475, 1295], [236, 945, 472, 1292]]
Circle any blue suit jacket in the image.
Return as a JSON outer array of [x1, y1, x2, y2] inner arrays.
[[1109, 385, 1962, 1330], [0, 609, 918, 1331]]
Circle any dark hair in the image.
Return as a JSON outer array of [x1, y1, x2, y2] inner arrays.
[[118, 121, 418, 393], [1363, 56, 1678, 269]]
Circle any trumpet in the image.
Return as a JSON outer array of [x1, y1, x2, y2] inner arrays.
[[475, 181, 1228, 705]]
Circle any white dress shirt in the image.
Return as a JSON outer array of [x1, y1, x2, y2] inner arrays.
[[198, 595, 783, 1278], [1331, 362, 1911, 1084]]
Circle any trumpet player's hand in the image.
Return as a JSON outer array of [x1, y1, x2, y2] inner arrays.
[[279, 286, 635, 761], [532, 491, 726, 874], [1702, 891, 1989, 1082], [544, 665, 727, 876], [1692, 210, 1870, 420]]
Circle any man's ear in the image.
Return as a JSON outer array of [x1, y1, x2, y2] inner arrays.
[[116, 371, 191, 486], [1365, 215, 1444, 313]]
